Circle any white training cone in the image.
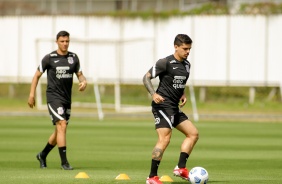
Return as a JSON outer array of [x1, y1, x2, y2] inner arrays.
[[115, 173, 130, 180], [160, 175, 173, 182], [75, 172, 90, 179]]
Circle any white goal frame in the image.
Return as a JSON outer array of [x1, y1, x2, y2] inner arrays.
[[35, 37, 199, 121]]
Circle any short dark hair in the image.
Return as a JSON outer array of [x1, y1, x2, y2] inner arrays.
[[174, 34, 193, 46], [56, 30, 70, 40]]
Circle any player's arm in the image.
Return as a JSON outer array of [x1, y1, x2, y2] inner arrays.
[[76, 71, 87, 91], [143, 72, 155, 96], [28, 70, 43, 108], [143, 58, 166, 96], [143, 71, 165, 104]]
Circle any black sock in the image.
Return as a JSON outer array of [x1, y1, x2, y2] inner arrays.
[[58, 146, 68, 164], [178, 152, 189, 168], [41, 142, 55, 158], [149, 159, 161, 178]]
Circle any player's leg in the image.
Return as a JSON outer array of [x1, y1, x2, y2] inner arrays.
[[54, 103, 72, 170], [56, 120, 67, 147], [55, 119, 72, 169], [43, 125, 58, 155], [151, 128, 172, 175], [147, 128, 171, 184], [44, 102, 73, 170], [36, 129, 57, 168], [36, 103, 60, 169], [176, 119, 199, 158], [173, 119, 199, 180], [36, 142, 55, 168], [147, 108, 173, 184]]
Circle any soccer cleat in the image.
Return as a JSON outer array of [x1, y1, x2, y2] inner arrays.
[[36, 152, 47, 168], [173, 166, 189, 180], [146, 176, 163, 184], [61, 162, 73, 170]]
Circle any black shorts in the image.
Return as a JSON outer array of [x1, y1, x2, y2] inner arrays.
[[47, 101, 71, 125], [152, 107, 188, 129]]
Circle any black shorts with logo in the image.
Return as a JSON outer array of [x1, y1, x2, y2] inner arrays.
[[47, 101, 71, 125], [152, 107, 189, 129]]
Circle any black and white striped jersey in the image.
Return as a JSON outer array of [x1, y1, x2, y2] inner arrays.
[[148, 54, 191, 109], [38, 50, 81, 104]]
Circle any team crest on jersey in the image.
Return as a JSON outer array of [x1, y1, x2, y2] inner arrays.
[[67, 57, 74, 64], [57, 107, 64, 115], [155, 117, 160, 125]]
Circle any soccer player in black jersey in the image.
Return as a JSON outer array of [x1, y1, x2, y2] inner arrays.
[[28, 31, 87, 170], [143, 34, 199, 184]]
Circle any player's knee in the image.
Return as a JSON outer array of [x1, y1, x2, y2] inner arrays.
[[56, 120, 67, 130], [187, 130, 199, 143], [193, 131, 199, 143], [159, 136, 170, 146]]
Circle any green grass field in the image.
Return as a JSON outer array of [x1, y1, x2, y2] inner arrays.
[[0, 116, 281, 184]]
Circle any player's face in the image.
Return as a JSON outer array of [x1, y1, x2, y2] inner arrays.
[[174, 43, 192, 61], [56, 36, 69, 54]]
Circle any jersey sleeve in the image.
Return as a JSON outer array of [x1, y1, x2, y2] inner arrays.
[[38, 54, 50, 73], [148, 58, 167, 78]]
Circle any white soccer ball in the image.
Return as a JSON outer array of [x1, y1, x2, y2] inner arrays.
[[188, 166, 209, 184]]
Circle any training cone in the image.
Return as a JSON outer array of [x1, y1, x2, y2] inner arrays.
[[160, 175, 173, 182], [115, 173, 130, 180], [75, 172, 90, 179]]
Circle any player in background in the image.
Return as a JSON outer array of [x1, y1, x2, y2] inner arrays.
[[143, 34, 199, 184], [28, 30, 87, 170]]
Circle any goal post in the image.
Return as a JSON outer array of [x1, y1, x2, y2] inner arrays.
[[93, 80, 104, 120], [189, 84, 199, 122]]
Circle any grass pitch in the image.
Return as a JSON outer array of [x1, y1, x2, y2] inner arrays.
[[0, 116, 281, 184]]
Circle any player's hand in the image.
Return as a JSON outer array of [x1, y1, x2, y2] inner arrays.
[[179, 94, 187, 108], [152, 93, 165, 104], [78, 81, 87, 91], [28, 96, 35, 108]]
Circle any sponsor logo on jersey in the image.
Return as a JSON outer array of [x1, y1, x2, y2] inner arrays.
[[173, 76, 186, 89], [173, 67, 178, 69], [56, 66, 72, 79], [54, 60, 60, 63], [67, 57, 74, 64], [174, 76, 186, 80]]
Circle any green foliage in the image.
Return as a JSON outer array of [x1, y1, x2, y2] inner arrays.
[[0, 117, 281, 183], [185, 3, 229, 15], [85, 2, 282, 19], [239, 2, 282, 15], [89, 3, 229, 19]]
